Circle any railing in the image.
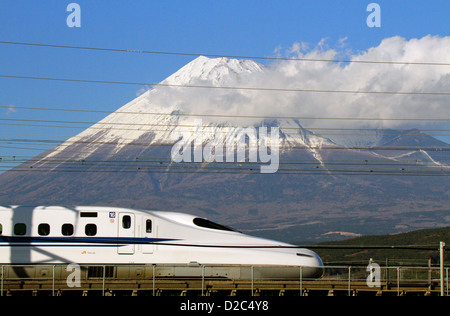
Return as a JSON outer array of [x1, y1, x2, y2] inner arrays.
[[322, 265, 449, 296], [0, 264, 448, 296]]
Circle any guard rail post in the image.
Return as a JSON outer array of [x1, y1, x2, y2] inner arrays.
[[299, 266, 303, 296], [348, 266, 351, 296], [440, 241, 445, 296]]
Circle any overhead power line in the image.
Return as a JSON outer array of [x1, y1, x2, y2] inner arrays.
[[3, 155, 448, 166], [2, 163, 448, 177], [1, 40, 450, 66], [1, 137, 449, 153], [3, 156, 448, 172], [1, 74, 449, 96], [2, 122, 450, 140], [3, 121, 450, 140], [2, 155, 448, 177], [2, 131, 449, 141], [1, 105, 450, 122], [1, 140, 448, 176], [2, 117, 450, 128]]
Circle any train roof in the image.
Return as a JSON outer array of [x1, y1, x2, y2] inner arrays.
[[0, 205, 240, 233]]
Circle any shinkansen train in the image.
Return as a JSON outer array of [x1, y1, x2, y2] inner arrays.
[[0, 206, 323, 279]]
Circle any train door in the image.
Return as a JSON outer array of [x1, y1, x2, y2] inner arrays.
[[117, 213, 135, 254], [142, 217, 154, 254]]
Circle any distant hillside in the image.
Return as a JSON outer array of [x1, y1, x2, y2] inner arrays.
[[310, 226, 450, 266]]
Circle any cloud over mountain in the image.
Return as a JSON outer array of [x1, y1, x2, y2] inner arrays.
[[145, 36, 449, 133]]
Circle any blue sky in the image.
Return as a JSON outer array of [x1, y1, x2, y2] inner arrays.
[[0, 0, 449, 168]]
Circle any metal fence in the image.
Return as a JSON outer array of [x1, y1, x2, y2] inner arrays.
[[0, 264, 448, 296]]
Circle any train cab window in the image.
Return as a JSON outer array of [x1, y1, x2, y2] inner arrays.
[[122, 215, 131, 229], [38, 223, 50, 236], [146, 219, 152, 233], [62, 224, 74, 236], [14, 223, 27, 236], [193, 218, 236, 232], [85, 224, 97, 236]]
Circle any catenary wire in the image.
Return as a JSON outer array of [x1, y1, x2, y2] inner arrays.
[[1, 105, 450, 122], [1, 74, 450, 96], [1, 145, 448, 166], [3, 155, 448, 167], [1, 40, 450, 66], [1, 164, 447, 177], [1, 142, 447, 176], [2, 121, 450, 136], [2, 157, 448, 174], [1, 138, 449, 152]]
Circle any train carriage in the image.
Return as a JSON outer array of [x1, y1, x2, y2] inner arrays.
[[0, 206, 323, 279]]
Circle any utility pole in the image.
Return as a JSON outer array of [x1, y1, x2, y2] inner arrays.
[[440, 241, 445, 296]]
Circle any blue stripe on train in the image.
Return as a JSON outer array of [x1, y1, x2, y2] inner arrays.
[[0, 236, 178, 246]]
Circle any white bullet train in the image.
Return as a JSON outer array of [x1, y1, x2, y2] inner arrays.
[[0, 206, 323, 279]]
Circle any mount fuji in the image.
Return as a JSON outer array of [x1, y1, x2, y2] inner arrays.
[[0, 56, 448, 242]]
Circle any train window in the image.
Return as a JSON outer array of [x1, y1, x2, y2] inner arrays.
[[62, 224, 74, 236], [146, 219, 152, 233], [122, 215, 131, 229], [14, 223, 27, 236], [193, 218, 236, 232], [85, 224, 97, 236], [0, 223, 2, 235], [38, 223, 50, 236], [80, 212, 98, 218]]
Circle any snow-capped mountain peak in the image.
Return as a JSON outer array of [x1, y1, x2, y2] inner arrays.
[[36, 56, 445, 171], [162, 55, 265, 86], [38, 56, 268, 163]]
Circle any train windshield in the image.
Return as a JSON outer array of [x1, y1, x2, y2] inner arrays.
[[193, 218, 238, 232]]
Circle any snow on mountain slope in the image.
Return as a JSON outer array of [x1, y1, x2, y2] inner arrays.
[[162, 55, 264, 86], [40, 56, 334, 166], [36, 55, 447, 172]]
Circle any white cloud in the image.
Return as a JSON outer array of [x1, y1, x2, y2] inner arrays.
[[141, 36, 450, 133], [255, 35, 450, 129]]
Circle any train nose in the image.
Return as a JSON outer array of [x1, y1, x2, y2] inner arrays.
[[297, 249, 324, 278]]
